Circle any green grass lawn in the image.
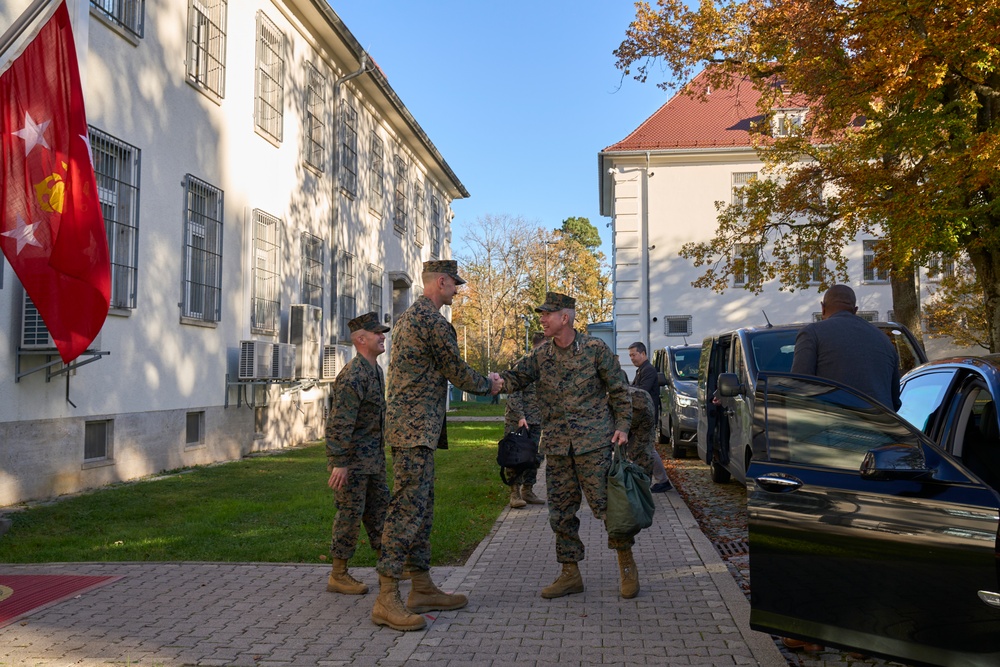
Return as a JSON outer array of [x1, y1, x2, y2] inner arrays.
[[447, 399, 506, 418], [0, 421, 506, 566]]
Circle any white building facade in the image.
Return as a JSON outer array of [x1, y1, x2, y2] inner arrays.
[[599, 70, 966, 371], [0, 0, 465, 506]]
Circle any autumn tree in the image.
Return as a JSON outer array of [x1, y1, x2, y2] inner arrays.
[[924, 260, 991, 350], [615, 0, 1000, 350]]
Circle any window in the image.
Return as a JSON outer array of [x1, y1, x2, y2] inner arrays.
[[863, 239, 890, 283], [858, 310, 878, 322], [414, 180, 425, 246], [254, 12, 284, 143], [664, 315, 693, 337], [340, 104, 358, 195], [731, 172, 756, 207], [430, 196, 442, 259], [772, 108, 806, 137], [186, 411, 204, 445], [302, 233, 323, 308], [338, 252, 356, 342], [182, 175, 223, 322], [303, 62, 326, 170], [798, 249, 823, 283], [84, 419, 112, 461], [393, 155, 407, 234], [90, 126, 140, 310], [899, 370, 957, 435], [91, 0, 144, 39], [368, 264, 382, 316], [185, 0, 226, 99], [251, 209, 280, 334], [368, 134, 384, 215], [733, 243, 761, 287], [927, 254, 955, 282]]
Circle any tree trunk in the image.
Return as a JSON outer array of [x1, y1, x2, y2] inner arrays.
[[889, 263, 925, 354], [968, 248, 1000, 353]]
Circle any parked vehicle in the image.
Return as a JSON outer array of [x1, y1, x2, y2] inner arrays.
[[747, 361, 1000, 665], [698, 321, 926, 485], [653, 344, 701, 458]]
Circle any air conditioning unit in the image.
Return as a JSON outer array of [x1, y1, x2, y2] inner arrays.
[[239, 340, 274, 380], [322, 344, 338, 380], [272, 343, 296, 380], [290, 304, 322, 379], [21, 293, 57, 350]]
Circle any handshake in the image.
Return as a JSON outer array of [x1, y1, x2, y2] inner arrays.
[[488, 372, 504, 396]]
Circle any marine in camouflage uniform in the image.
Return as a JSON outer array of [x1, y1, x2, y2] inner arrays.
[[325, 311, 391, 596], [371, 260, 499, 632], [504, 332, 546, 508], [625, 384, 659, 480], [500, 292, 641, 599]]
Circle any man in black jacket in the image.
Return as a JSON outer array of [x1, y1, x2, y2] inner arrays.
[[628, 342, 671, 492]]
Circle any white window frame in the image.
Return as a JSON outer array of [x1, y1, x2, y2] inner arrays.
[[251, 209, 281, 335], [368, 264, 382, 316], [393, 154, 407, 234], [340, 104, 358, 196], [414, 180, 425, 246], [91, 0, 144, 39], [927, 254, 955, 282], [732, 242, 760, 287], [863, 239, 890, 283], [772, 108, 807, 137], [338, 252, 356, 343], [664, 315, 693, 337], [303, 62, 326, 171], [302, 233, 323, 308], [732, 172, 756, 207], [182, 174, 224, 322], [90, 126, 140, 310], [254, 12, 284, 144], [430, 195, 442, 259], [185, 0, 226, 100], [368, 134, 384, 215], [84, 419, 113, 462]]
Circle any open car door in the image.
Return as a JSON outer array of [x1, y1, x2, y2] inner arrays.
[[747, 373, 1000, 666]]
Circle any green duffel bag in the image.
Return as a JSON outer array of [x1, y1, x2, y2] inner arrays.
[[605, 443, 655, 538]]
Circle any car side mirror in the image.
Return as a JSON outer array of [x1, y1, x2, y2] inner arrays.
[[859, 444, 931, 481], [717, 372, 743, 397], [657, 371, 669, 387]]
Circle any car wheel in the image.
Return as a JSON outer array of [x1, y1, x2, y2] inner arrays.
[[670, 421, 685, 459], [711, 459, 731, 484]]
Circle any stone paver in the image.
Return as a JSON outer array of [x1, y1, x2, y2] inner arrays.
[[0, 466, 785, 667]]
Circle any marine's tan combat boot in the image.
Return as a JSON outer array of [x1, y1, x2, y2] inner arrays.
[[521, 485, 544, 505], [510, 486, 527, 509], [326, 558, 369, 595], [540, 563, 584, 599], [371, 575, 426, 631], [406, 569, 468, 613], [617, 548, 639, 599]]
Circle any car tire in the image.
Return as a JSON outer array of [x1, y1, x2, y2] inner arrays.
[[670, 421, 685, 459], [711, 460, 731, 484]]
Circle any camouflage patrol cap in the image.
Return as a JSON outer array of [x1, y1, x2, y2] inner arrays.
[[423, 259, 466, 285], [348, 311, 390, 334], [534, 291, 576, 312]]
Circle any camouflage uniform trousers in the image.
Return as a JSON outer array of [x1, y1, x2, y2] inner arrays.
[[376, 445, 435, 578], [330, 470, 390, 560], [546, 446, 633, 563], [504, 423, 543, 487]]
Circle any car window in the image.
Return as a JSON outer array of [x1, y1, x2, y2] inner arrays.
[[672, 348, 701, 380], [761, 375, 919, 470], [749, 330, 799, 373], [877, 325, 926, 373], [898, 370, 957, 434]]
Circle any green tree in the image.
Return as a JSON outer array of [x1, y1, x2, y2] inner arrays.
[[925, 260, 991, 350], [615, 0, 1000, 349], [560, 216, 602, 251]]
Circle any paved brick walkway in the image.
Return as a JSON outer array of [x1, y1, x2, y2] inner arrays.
[[0, 475, 785, 666]]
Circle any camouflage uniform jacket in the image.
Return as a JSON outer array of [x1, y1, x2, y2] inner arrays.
[[325, 354, 386, 475], [500, 330, 631, 456], [504, 358, 542, 433], [386, 295, 491, 450]]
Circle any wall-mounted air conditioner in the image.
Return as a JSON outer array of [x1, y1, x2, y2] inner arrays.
[[272, 343, 296, 380], [239, 340, 274, 380], [290, 304, 322, 379], [21, 292, 57, 350], [322, 344, 338, 380]]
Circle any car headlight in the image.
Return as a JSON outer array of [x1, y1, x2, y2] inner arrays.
[[676, 394, 697, 408]]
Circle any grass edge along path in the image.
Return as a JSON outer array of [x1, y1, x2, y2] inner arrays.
[[0, 420, 506, 566]]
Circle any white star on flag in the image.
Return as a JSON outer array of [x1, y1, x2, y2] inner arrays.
[[13, 112, 51, 155], [2, 213, 43, 254], [80, 133, 93, 164]]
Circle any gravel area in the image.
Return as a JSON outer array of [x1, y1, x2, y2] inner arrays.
[[661, 451, 910, 667]]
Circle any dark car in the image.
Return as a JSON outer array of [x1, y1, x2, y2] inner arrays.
[[653, 344, 701, 458], [746, 358, 1000, 665], [699, 321, 926, 485]]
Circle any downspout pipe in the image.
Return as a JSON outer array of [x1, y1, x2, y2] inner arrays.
[[644, 151, 652, 352]]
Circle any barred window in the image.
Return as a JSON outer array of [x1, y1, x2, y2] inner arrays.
[[798, 250, 823, 284], [91, 0, 144, 39], [664, 315, 693, 336], [414, 180, 425, 246], [304, 62, 326, 170], [863, 240, 889, 283], [338, 252, 356, 343], [393, 155, 407, 234], [185, 0, 226, 99], [302, 233, 323, 308], [340, 104, 358, 195], [368, 134, 384, 215], [732, 172, 756, 207], [733, 242, 761, 287], [927, 254, 955, 282], [182, 175, 224, 321], [430, 196, 442, 259], [90, 126, 140, 310], [251, 209, 281, 334], [84, 419, 113, 461], [369, 264, 382, 316], [254, 12, 284, 143]]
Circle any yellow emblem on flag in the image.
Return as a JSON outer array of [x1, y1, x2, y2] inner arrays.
[[35, 164, 67, 214]]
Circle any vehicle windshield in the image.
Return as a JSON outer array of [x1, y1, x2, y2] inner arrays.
[[672, 348, 701, 380], [749, 330, 799, 373]]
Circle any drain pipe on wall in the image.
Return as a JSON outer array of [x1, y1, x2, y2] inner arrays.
[[644, 150, 652, 351]]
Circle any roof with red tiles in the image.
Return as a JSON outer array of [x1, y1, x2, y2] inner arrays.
[[603, 69, 771, 152]]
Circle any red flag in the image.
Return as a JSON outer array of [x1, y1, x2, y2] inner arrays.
[[1, 0, 111, 364]]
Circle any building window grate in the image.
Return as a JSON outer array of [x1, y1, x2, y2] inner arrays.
[[251, 209, 281, 334], [340, 104, 358, 195], [302, 233, 323, 308], [393, 155, 407, 234], [90, 126, 140, 310], [254, 12, 284, 143], [91, 0, 144, 39], [664, 315, 693, 337], [182, 175, 223, 321], [338, 252, 356, 343], [304, 62, 326, 170], [369, 134, 384, 215], [186, 0, 226, 99]]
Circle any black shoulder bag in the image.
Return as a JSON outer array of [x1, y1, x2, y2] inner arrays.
[[497, 427, 538, 484]]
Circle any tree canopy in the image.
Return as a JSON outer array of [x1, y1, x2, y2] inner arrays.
[[615, 0, 1000, 350]]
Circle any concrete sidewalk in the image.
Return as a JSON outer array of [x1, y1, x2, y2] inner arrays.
[[0, 480, 786, 666]]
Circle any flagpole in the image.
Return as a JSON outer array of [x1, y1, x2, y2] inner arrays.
[[0, 0, 55, 66]]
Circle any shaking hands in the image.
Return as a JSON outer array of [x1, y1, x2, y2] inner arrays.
[[488, 372, 504, 396]]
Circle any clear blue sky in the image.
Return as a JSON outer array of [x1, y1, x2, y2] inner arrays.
[[331, 1, 673, 257]]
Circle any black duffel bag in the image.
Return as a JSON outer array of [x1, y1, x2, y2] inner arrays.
[[497, 427, 538, 484]]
